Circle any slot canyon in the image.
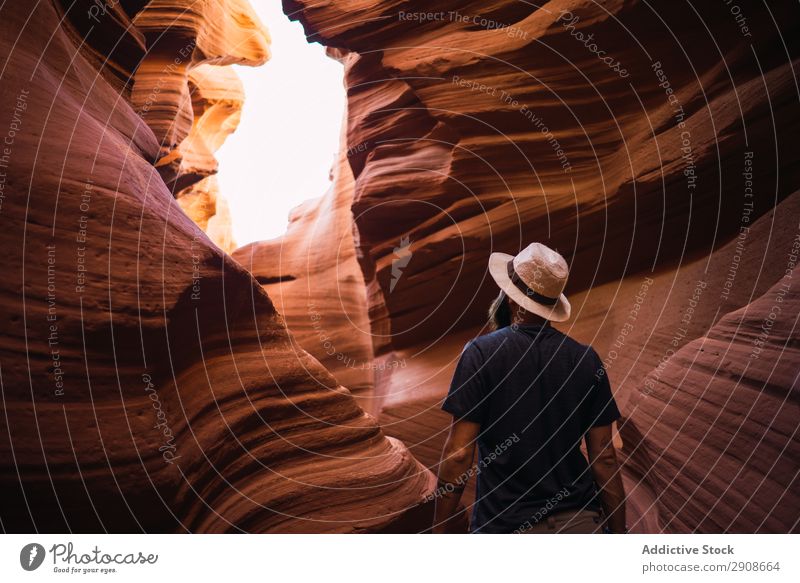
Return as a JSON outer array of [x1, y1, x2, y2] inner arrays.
[[0, 0, 798, 534]]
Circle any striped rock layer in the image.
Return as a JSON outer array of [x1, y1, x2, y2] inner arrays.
[[272, 0, 800, 532], [0, 0, 432, 533]]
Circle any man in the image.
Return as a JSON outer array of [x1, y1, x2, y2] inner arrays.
[[432, 243, 627, 534]]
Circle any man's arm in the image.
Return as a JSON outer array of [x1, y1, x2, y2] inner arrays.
[[432, 417, 480, 534], [586, 423, 627, 533]]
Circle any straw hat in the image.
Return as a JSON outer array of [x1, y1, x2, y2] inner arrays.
[[488, 243, 571, 322]]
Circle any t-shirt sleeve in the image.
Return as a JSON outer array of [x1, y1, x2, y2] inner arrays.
[[441, 341, 487, 424], [584, 349, 621, 428]]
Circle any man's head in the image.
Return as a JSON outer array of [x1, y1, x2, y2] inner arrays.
[[487, 242, 571, 323]]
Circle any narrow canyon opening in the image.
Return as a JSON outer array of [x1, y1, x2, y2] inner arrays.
[[216, 2, 346, 247]]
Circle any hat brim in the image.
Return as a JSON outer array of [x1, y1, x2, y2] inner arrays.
[[488, 252, 571, 322]]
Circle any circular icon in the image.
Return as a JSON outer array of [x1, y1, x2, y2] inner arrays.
[[19, 543, 46, 571]]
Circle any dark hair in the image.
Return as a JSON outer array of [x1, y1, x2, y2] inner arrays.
[[488, 290, 512, 330]]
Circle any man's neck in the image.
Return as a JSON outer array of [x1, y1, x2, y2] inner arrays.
[[513, 316, 549, 327]]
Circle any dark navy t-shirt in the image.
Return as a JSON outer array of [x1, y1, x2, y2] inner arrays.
[[441, 323, 620, 533]]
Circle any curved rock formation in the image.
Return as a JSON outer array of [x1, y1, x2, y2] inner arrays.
[[285, 0, 800, 349], [177, 65, 245, 190], [173, 63, 245, 251], [177, 175, 238, 253], [205, 191, 238, 253], [0, 0, 432, 533], [130, 1, 267, 251], [275, 0, 800, 532], [622, 267, 800, 533], [131, 0, 270, 186], [2, 0, 797, 534]]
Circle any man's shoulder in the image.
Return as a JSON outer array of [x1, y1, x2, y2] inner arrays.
[[555, 331, 601, 363], [466, 328, 514, 354], [467, 327, 600, 361]]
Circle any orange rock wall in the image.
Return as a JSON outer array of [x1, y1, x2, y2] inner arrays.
[[0, 0, 432, 533], [279, 0, 800, 532], [285, 0, 800, 349]]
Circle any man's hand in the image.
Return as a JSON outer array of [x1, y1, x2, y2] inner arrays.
[[432, 417, 480, 533], [586, 423, 627, 533]]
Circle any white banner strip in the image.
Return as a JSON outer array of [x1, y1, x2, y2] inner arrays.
[[1, 534, 796, 582]]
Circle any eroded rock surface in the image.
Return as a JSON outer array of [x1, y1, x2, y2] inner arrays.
[[622, 267, 800, 533], [277, 0, 800, 532], [285, 0, 800, 349], [1, 0, 797, 534], [0, 0, 432, 533]]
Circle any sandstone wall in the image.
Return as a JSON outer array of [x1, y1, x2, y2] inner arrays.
[[278, 0, 800, 531], [0, 0, 432, 533], [622, 266, 800, 533], [284, 0, 800, 349]]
